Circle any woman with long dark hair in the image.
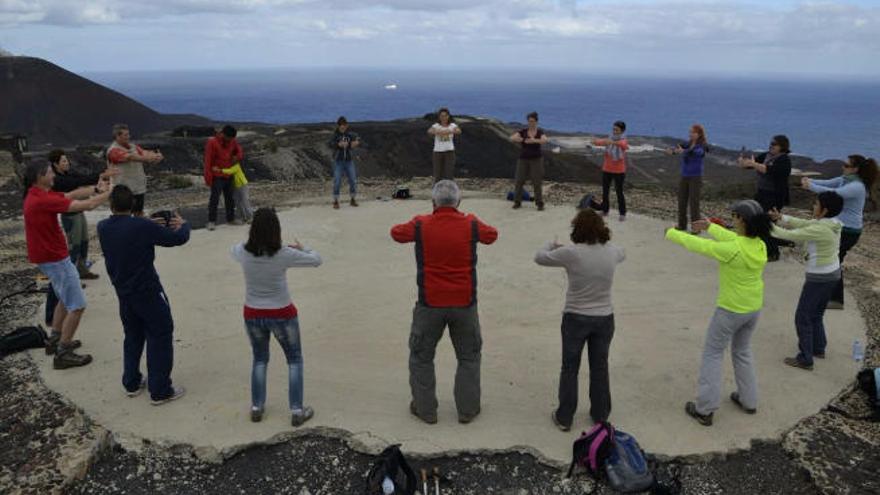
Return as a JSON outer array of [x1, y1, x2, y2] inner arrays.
[[231, 208, 322, 425], [802, 155, 878, 309], [535, 208, 625, 430], [738, 135, 792, 261], [669, 124, 709, 230], [666, 200, 770, 427]]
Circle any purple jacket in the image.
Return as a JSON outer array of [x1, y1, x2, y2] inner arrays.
[[680, 143, 706, 177]]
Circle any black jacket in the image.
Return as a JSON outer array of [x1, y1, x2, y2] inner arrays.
[[755, 152, 791, 209]]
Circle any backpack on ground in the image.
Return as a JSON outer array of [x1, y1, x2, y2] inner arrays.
[[605, 429, 655, 493], [393, 186, 411, 200], [567, 422, 615, 478], [0, 325, 48, 358], [506, 190, 532, 202], [364, 444, 418, 495]]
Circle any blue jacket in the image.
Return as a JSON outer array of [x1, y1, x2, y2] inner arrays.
[[808, 175, 866, 231], [97, 215, 191, 298], [680, 143, 706, 177]]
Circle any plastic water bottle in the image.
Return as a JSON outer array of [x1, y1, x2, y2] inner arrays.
[[381, 476, 395, 494], [853, 340, 864, 363]]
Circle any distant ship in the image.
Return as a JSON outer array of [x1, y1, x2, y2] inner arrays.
[[384, 83, 398, 90]]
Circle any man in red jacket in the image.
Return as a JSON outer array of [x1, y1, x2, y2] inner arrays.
[[390, 180, 498, 424], [204, 125, 243, 230]]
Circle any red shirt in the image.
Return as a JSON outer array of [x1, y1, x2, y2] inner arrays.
[[23, 187, 73, 264], [204, 135, 243, 186], [391, 207, 498, 307], [107, 143, 145, 164]]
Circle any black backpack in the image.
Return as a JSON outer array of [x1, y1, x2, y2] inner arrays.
[[364, 444, 418, 495], [0, 325, 48, 358], [857, 368, 880, 419]]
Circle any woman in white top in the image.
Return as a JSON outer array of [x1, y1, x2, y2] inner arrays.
[[231, 208, 322, 425], [427, 107, 462, 182]]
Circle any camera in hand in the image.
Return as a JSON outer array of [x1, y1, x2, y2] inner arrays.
[[150, 210, 174, 227]]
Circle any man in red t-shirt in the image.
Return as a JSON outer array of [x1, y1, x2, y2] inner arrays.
[[204, 125, 243, 230], [22, 162, 111, 369], [390, 180, 498, 425]]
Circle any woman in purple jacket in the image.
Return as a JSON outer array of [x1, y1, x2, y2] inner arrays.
[[669, 124, 709, 231]]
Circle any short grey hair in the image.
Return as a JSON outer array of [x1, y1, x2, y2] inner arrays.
[[432, 180, 461, 207], [112, 123, 129, 137]]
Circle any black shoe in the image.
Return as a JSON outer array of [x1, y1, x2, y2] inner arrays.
[[53, 347, 93, 369], [251, 407, 264, 423], [409, 401, 437, 424], [512, 202, 522, 210], [784, 357, 813, 371], [685, 402, 713, 426], [458, 407, 481, 424], [551, 410, 571, 432], [46, 335, 82, 355], [350, 198, 359, 207], [730, 392, 757, 414], [536, 203, 545, 211]]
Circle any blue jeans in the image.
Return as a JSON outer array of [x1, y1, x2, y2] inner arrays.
[[333, 160, 357, 199], [795, 279, 837, 365], [245, 317, 303, 411]]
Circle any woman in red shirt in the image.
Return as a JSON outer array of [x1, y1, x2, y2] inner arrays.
[[591, 121, 629, 221]]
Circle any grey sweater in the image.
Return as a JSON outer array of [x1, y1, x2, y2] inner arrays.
[[534, 241, 625, 316]]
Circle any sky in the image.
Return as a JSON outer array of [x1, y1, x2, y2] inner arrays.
[[1, 0, 879, 77]]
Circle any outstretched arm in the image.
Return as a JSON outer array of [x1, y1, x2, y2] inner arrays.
[[534, 241, 567, 267], [391, 218, 418, 243], [475, 217, 498, 244], [666, 227, 738, 263]]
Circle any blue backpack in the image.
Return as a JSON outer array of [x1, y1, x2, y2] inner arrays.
[[605, 430, 655, 493]]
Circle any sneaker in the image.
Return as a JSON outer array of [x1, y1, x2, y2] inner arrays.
[[551, 410, 571, 432], [512, 202, 522, 210], [291, 406, 314, 427], [825, 301, 844, 310], [53, 346, 93, 370], [333, 201, 340, 210], [784, 357, 813, 371], [79, 271, 100, 280], [350, 198, 359, 207], [730, 392, 757, 414], [207, 222, 216, 231], [458, 407, 481, 424], [685, 402, 713, 426], [151, 386, 186, 406], [46, 335, 82, 355], [125, 378, 147, 398], [251, 407, 264, 423], [409, 401, 437, 425]]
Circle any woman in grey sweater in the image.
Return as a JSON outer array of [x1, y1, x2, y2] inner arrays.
[[534, 208, 625, 431]]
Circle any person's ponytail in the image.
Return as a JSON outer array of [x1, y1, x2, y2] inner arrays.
[[861, 158, 878, 197], [744, 213, 773, 240]]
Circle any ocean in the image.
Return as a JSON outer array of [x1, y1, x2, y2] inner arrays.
[[84, 69, 880, 162]]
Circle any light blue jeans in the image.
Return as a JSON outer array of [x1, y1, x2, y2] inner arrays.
[[333, 160, 357, 199], [244, 317, 303, 411]]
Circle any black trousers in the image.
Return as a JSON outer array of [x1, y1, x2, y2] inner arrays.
[[556, 312, 615, 425], [208, 177, 235, 223], [831, 230, 861, 305], [601, 172, 626, 216], [120, 290, 175, 401]]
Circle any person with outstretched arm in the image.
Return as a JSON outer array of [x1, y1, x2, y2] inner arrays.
[[22, 161, 111, 368], [391, 180, 497, 425], [668, 124, 709, 231], [98, 185, 190, 405], [428, 108, 462, 182], [510, 111, 550, 211], [801, 155, 877, 310], [591, 121, 629, 221], [106, 123, 164, 216], [665, 200, 770, 427], [738, 135, 792, 261]]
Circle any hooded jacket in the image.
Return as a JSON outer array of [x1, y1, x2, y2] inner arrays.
[[771, 216, 842, 277], [221, 163, 248, 189], [666, 223, 767, 313]]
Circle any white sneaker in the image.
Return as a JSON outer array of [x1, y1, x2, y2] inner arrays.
[[207, 222, 216, 231], [151, 386, 186, 406], [125, 378, 147, 398]]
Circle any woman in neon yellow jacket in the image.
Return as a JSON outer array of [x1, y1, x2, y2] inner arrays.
[[221, 162, 254, 224], [665, 199, 771, 426]]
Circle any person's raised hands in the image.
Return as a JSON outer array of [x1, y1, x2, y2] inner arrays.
[[691, 219, 710, 234]]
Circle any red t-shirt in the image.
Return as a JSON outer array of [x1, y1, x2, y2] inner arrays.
[[23, 187, 73, 263]]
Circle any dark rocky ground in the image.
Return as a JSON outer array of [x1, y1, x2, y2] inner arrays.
[[1, 172, 878, 494]]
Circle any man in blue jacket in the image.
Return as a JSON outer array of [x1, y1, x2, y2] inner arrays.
[[98, 185, 190, 405]]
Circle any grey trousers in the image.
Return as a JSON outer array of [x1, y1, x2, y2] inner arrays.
[[234, 184, 254, 221], [514, 157, 545, 206], [677, 176, 702, 230], [432, 151, 456, 183], [409, 303, 482, 418], [696, 307, 760, 415]]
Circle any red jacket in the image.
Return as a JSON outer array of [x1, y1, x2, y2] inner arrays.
[[204, 135, 243, 186], [391, 207, 498, 308]]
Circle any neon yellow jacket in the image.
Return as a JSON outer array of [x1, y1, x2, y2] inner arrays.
[[220, 163, 248, 188], [665, 224, 767, 314]]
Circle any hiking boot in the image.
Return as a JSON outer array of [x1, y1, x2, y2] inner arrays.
[[409, 401, 437, 425], [291, 406, 314, 427], [251, 407, 264, 423], [333, 200, 340, 210], [125, 378, 147, 398], [79, 271, 100, 280], [685, 402, 713, 426], [151, 386, 186, 406], [536, 203, 545, 211], [207, 222, 216, 231], [512, 202, 522, 210], [551, 410, 571, 432], [350, 198, 359, 207], [46, 334, 81, 355], [825, 301, 843, 310], [730, 392, 757, 414], [53, 346, 93, 370], [458, 407, 481, 424], [784, 357, 813, 371]]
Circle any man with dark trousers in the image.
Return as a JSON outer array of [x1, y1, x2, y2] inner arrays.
[[204, 125, 243, 231], [97, 185, 190, 405], [390, 180, 498, 424]]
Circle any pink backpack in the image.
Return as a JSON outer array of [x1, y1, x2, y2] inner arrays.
[[567, 422, 615, 478]]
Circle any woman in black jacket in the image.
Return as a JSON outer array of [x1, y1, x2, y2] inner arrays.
[[738, 135, 792, 261]]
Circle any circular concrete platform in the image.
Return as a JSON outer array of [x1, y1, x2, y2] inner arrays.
[[35, 196, 866, 462]]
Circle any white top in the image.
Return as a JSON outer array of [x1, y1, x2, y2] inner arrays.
[[431, 123, 458, 152], [534, 241, 626, 316], [231, 242, 322, 309]]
